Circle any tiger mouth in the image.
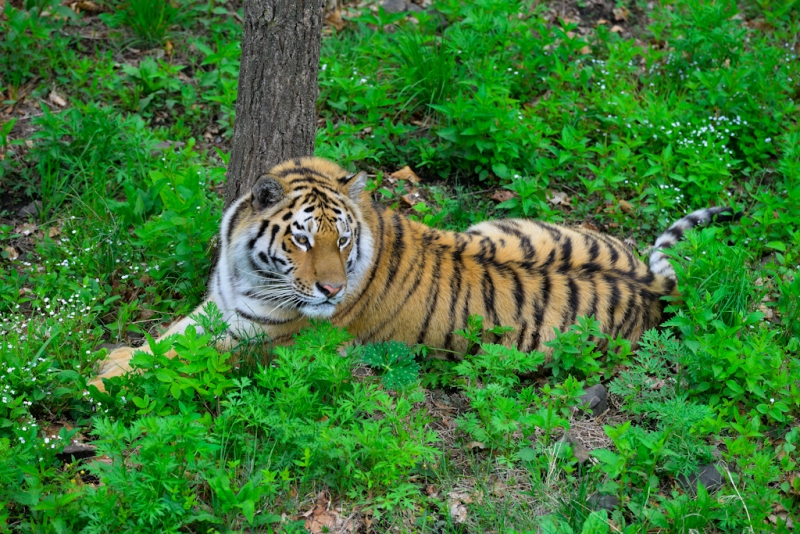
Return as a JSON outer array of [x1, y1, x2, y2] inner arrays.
[[300, 301, 338, 318]]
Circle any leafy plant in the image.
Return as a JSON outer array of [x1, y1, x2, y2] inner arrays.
[[360, 340, 421, 391]]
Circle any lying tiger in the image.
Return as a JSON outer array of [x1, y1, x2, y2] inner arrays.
[[89, 157, 737, 390]]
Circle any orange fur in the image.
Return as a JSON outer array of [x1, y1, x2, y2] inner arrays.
[[91, 157, 685, 390]]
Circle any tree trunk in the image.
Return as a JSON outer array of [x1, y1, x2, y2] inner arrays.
[[224, 0, 326, 208]]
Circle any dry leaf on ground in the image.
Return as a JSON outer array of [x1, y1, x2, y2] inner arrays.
[[325, 9, 347, 31], [490, 189, 516, 203], [618, 199, 633, 213], [302, 495, 354, 534], [4, 247, 19, 261], [49, 90, 67, 108], [547, 190, 571, 207], [400, 191, 422, 207], [613, 7, 629, 21], [69, 1, 104, 14], [390, 165, 421, 183], [15, 222, 37, 236]]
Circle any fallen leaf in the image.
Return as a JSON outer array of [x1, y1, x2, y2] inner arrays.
[[547, 190, 571, 207], [87, 454, 112, 466], [15, 222, 37, 236], [490, 189, 516, 203], [72, 1, 104, 14], [578, 45, 591, 55], [324, 8, 347, 31], [48, 226, 61, 238], [449, 502, 468, 524], [303, 491, 354, 533], [757, 303, 775, 321], [49, 90, 67, 108], [582, 221, 600, 232], [491, 481, 507, 497], [597, 18, 609, 25], [4, 247, 19, 261], [612, 7, 629, 21], [618, 199, 633, 213], [164, 40, 173, 56], [390, 165, 421, 183], [465, 441, 486, 450], [400, 191, 422, 207], [449, 491, 473, 504], [610, 25, 624, 33]]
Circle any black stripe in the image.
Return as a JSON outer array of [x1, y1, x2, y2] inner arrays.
[[235, 308, 294, 325], [268, 224, 280, 251], [276, 166, 329, 179], [516, 321, 529, 351], [383, 214, 406, 291], [494, 222, 536, 260], [481, 267, 499, 327], [365, 229, 428, 339], [508, 265, 525, 321], [558, 237, 573, 273], [585, 274, 598, 320], [443, 252, 464, 351], [562, 277, 580, 331], [604, 275, 621, 331], [532, 220, 563, 242], [249, 219, 271, 249], [225, 201, 249, 245], [588, 239, 600, 261], [332, 209, 386, 322], [531, 273, 551, 351], [618, 293, 640, 341], [417, 251, 444, 344], [461, 286, 472, 353]]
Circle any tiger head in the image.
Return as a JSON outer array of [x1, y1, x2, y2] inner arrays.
[[221, 157, 375, 319]]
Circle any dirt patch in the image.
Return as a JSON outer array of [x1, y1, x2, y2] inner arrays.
[[544, 0, 651, 40]]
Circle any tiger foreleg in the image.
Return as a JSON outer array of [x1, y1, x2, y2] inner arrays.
[[88, 301, 219, 392]]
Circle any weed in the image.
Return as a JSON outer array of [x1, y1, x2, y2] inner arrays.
[[1, 0, 799, 529]]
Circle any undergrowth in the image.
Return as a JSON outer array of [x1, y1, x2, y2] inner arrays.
[[1, 0, 799, 532]]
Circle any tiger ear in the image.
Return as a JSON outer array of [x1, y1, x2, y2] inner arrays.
[[344, 171, 368, 201], [251, 174, 284, 210]]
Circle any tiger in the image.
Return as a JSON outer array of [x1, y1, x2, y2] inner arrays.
[[89, 157, 739, 390]]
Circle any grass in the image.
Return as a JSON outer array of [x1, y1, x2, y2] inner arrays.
[[1, 0, 800, 531]]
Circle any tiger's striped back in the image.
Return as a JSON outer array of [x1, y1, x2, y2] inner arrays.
[[333, 210, 677, 355]]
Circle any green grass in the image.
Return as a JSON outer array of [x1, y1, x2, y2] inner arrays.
[[1, 0, 800, 531]]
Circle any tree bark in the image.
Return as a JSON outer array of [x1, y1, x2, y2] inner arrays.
[[224, 0, 326, 208]]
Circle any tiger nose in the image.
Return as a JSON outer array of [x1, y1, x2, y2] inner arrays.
[[317, 283, 344, 297]]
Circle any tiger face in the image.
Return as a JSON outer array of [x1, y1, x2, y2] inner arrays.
[[221, 158, 374, 320]]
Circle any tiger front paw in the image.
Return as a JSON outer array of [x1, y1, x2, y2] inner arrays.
[[87, 346, 142, 392]]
